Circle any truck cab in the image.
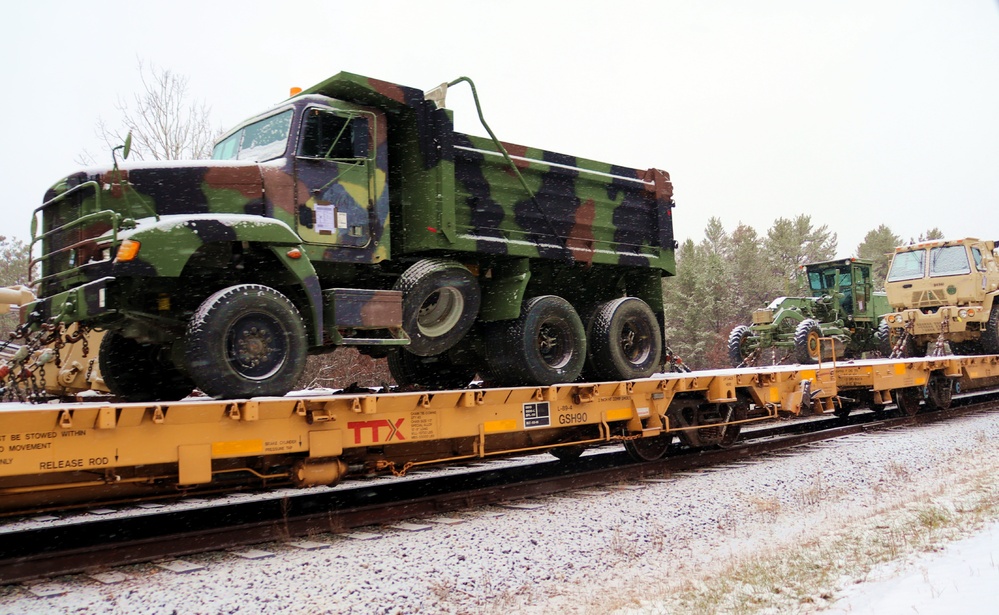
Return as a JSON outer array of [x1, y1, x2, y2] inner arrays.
[[882, 238, 999, 354], [803, 258, 887, 323]]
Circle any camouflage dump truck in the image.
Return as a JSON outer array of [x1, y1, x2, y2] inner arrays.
[[881, 238, 999, 356], [25, 72, 676, 401], [728, 258, 890, 366]]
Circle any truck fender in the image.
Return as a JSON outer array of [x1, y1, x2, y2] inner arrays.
[[119, 216, 324, 346], [266, 246, 324, 346], [477, 258, 531, 322], [117, 214, 303, 278]]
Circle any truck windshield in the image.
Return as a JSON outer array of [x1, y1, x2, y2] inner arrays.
[[886, 250, 925, 282], [929, 245, 971, 277], [212, 110, 293, 162]]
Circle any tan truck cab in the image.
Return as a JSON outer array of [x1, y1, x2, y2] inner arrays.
[[883, 238, 999, 354]]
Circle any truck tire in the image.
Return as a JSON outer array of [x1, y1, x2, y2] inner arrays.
[[185, 284, 306, 399], [793, 319, 822, 364], [983, 308, 999, 355], [727, 325, 755, 368], [395, 259, 480, 357], [387, 349, 477, 390], [99, 332, 194, 402], [586, 297, 662, 381], [485, 295, 586, 386], [876, 320, 913, 358]]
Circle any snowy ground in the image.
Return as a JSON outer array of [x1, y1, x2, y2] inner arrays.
[[826, 521, 999, 614], [0, 408, 997, 614]]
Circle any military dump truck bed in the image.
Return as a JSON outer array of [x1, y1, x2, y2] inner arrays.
[[300, 73, 674, 268]]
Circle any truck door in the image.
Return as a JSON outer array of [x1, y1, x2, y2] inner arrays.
[[295, 107, 375, 251]]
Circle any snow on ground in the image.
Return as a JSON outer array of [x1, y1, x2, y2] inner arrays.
[[0, 409, 997, 614], [826, 521, 999, 614]]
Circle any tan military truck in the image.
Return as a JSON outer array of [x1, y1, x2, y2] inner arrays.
[[882, 238, 999, 355], [0, 285, 107, 398]]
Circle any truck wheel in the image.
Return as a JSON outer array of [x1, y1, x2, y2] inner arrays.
[[983, 308, 999, 354], [793, 319, 822, 364], [485, 295, 586, 386], [727, 325, 756, 368], [586, 297, 662, 380], [876, 320, 913, 358], [395, 259, 480, 357], [99, 332, 194, 402], [185, 284, 306, 399], [387, 349, 477, 390]]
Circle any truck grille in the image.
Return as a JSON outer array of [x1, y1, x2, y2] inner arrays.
[[909, 290, 946, 308], [31, 180, 117, 295]]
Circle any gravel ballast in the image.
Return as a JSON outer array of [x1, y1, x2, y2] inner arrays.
[[2, 409, 998, 614]]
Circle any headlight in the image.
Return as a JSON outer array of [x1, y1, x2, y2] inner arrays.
[[114, 239, 141, 262], [959, 309, 968, 318]]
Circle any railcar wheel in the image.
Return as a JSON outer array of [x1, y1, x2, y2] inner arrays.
[[894, 387, 922, 417], [185, 284, 306, 399], [586, 297, 662, 380], [395, 259, 480, 357], [549, 445, 587, 461], [727, 325, 757, 367], [100, 332, 194, 402], [484, 295, 586, 386], [667, 399, 741, 448], [387, 348, 477, 390], [925, 374, 953, 410], [623, 433, 673, 462], [793, 319, 822, 364]]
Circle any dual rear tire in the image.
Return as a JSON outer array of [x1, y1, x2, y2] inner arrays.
[[484, 295, 662, 387]]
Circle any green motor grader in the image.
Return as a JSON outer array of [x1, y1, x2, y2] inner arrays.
[[728, 258, 890, 366]]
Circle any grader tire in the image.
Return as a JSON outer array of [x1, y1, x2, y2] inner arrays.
[[727, 325, 755, 367], [793, 319, 822, 364]]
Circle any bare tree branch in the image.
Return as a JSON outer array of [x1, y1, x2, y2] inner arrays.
[[89, 60, 221, 162]]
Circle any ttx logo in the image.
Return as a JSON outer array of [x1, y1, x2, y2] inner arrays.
[[346, 418, 406, 444]]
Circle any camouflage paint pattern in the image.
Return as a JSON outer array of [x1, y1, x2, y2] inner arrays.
[[27, 71, 675, 353]]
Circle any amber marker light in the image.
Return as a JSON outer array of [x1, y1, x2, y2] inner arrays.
[[287, 248, 303, 259], [115, 239, 141, 262], [290, 87, 302, 97]]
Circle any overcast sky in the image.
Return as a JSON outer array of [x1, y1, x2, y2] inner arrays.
[[3, 0, 997, 257]]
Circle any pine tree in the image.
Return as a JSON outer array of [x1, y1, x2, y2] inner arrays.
[[856, 224, 902, 291]]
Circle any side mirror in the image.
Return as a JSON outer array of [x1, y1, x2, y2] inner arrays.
[[122, 132, 132, 160]]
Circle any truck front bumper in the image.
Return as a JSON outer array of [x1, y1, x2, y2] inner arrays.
[[26, 277, 115, 325], [884, 305, 987, 336]]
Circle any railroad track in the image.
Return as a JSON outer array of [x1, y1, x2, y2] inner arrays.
[[2, 391, 996, 584]]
